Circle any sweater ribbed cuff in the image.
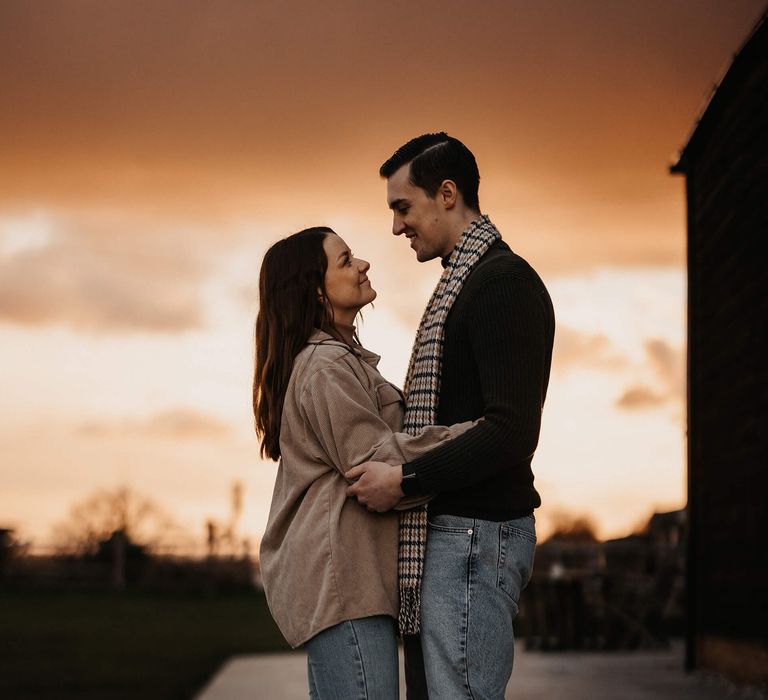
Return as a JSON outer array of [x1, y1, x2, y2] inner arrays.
[[400, 463, 422, 497]]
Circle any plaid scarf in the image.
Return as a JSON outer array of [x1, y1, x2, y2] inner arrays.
[[398, 215, 501, 635]]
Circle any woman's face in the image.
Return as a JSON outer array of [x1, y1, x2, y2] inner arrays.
[[322, 233, 377, 322]]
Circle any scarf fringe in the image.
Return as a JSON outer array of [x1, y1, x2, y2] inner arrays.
[[398, 585, 422, 636]]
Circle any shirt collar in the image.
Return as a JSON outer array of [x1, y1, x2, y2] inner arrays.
[[307, 329, 381, 368]]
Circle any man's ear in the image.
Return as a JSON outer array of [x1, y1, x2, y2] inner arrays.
[[439, 179, 458, 209]]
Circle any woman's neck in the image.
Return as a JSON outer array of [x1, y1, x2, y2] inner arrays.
[[331, 320, 356, 346]]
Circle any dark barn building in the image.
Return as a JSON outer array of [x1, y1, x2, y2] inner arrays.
[[672, 11, 768, 688]]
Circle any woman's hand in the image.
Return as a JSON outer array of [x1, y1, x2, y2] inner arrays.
[[346, 462, 404, 512]]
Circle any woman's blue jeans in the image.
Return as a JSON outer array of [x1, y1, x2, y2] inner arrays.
[[420, 513, 536, 699], [306, 615, 399, 699]]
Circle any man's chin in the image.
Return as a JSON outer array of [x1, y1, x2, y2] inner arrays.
[[416, 249, 437, 263], [408, 238, 436, 263]]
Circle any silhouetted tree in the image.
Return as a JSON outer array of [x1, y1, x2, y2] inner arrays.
[[0, 528, 28, 579], [547, 511, 599, 543], [51, 486, 185, 556]]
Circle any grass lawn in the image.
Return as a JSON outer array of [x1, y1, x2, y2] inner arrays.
[[0, 589, 292, 700]]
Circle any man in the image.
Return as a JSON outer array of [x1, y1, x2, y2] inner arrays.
[[347, 133, 555, 699]]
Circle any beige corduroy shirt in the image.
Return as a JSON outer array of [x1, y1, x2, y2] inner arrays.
[[259, 330, 472, 648]]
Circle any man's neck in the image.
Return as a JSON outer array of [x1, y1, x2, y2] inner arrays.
[[441, 209, 484, 258], [458, 209, 482, 232]]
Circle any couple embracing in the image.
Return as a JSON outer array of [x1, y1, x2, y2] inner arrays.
[[257, 133, 555, 699]]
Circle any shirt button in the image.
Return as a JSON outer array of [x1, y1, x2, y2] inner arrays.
[[467, 529, 473, 535]]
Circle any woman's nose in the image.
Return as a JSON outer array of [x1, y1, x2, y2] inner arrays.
[[358, 258, 370, 273]]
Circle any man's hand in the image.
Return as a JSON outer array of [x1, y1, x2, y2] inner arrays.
[[346, 461, 404, 512]]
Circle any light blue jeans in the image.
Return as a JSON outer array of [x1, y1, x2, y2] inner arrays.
[[305, 615, 399, 699], [421, 514, 536, 699]]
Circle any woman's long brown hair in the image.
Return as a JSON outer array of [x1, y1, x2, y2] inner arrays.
[[253, 227, 335, 460]]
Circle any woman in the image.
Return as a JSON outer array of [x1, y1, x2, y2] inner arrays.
[[255, 227, 471, 699]]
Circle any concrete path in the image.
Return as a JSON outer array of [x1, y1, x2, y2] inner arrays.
[[196, 642, 764, 699]]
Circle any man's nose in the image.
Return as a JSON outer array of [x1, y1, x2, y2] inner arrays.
[[392, 217, 406, 236]]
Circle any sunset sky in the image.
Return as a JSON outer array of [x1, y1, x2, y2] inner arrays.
[[1, 0, 765, 550]]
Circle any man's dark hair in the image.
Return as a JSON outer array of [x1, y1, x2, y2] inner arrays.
[[379, 132, 480, 212]]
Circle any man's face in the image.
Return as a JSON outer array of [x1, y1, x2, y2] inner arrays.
[[386, 164, 453, 262]]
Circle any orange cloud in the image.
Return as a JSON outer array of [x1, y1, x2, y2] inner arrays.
[[0, 215, 206, 332], [552, 325, 627, 373], [616, 385, 669, 410], [615, 338, 685, 411], [77, 408, 230, 440], [645, 338, 685, 397]]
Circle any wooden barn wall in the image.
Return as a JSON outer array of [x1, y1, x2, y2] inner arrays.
[[686, 22, 768, 686]]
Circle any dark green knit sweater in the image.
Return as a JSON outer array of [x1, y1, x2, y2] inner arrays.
[[401, 239, 555, 520]]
